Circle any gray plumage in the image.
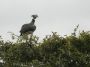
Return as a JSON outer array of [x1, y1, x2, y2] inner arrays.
[[20, 15, 38, 36]]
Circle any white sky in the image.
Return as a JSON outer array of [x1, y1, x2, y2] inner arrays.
[[0, 0, 90, 40]]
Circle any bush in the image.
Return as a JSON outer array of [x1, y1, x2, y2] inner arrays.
[[0, 31, 90, 67]]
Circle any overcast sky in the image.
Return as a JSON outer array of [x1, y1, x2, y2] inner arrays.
[[0, 0, 90, 40]]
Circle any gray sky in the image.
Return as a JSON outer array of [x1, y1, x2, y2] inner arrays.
[[0, 0, 90, 40]]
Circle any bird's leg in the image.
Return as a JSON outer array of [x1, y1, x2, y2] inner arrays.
[[28, 33, 33, 47], [30, 33, 33, 42]]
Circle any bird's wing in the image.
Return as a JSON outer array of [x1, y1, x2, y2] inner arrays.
[[29, 25, 36, 31], [20, 24, 36, 33]]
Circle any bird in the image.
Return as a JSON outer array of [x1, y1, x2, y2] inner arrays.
[[20, 14, 38, 36]]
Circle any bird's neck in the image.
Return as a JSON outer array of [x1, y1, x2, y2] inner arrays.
[[30, 19, 35, 24]]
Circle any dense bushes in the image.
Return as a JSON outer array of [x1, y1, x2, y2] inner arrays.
[[0, 31, 90, 67]]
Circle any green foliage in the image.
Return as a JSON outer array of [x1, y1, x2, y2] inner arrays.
[[0, 31, 90, 67]]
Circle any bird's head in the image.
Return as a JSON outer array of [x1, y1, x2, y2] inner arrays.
[[31, 14, 38, 19]]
